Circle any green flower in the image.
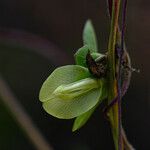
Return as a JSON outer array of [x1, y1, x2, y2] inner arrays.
[[39, 20, 107, 131]]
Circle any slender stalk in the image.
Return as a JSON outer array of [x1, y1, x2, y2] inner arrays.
[[117, 0, 127, 149], [107, 0, 135, 149], [0, 75, 53, 150], [107, 0, 121, 150], [121, 127, 135, 150]]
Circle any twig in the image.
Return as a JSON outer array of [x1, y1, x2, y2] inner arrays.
[[121, 127, 135, 150], [107, 0, 121, 149], [107, 0, 135, 149], [117, 0, 128, 149]]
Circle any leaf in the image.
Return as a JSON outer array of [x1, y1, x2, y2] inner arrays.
[[74, 46, 103, 67], [83, 20, 98, 51], [39, 65, 103, 119], [74, 45, 89, 67], [91, 52, 103, 60], [39, 65, 91, 102], [72, 79, 108, 131], [72, 105, 96, 132]]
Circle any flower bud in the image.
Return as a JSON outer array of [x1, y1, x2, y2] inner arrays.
[[53, 78, 101, 100]]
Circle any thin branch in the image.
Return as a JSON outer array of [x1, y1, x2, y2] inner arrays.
[[0, 75, 54, 150], [117, 0, 128, 149], [121, 127, 135, 150], [107, 0, 135, 149], [107, 0, 121, 149]]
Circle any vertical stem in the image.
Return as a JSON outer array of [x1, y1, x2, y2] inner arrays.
[[107, 0, 134, 149], [117, 0, 127, 149], [107, 0, 121, 150]]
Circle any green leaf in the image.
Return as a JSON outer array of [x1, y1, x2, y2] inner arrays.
[[39, 65, 91, 102], [74, 46, 103, 67], [39, 65, 103, 119], [91, 52, 105, 60], [72, 105, 96, 132], [72, 79, 108, 131], [74, 45, 89, 67], [83, 20, 98, 52]]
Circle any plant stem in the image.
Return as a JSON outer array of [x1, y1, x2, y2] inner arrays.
[[107, 0, 121, 150], [117, 0, 127, 149], [121, 127, 135, 150], [107, 0, 135, 149]]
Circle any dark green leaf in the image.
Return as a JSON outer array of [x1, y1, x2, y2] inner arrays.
[[74, 46, 104, 67], [72, 105, 96, 132], [74, 45, 89, 67]]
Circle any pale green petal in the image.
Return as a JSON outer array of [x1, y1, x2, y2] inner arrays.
[[39, 65, 91, 102], [43, 88, 101, 119]]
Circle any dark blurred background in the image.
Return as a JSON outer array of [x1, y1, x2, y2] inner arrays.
[[0, 0, 149, 150]]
